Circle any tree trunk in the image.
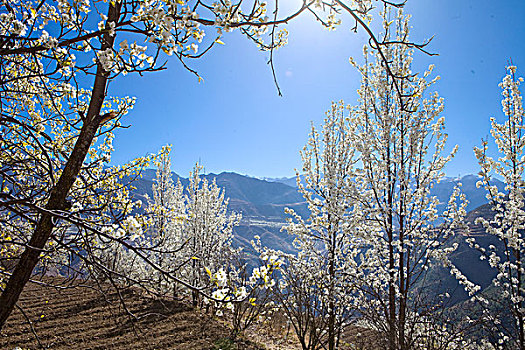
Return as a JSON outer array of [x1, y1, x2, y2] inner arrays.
[[0, 3, 120, 330], [328, 217, 336, 350], [386, 146, 396, 350], [517, 249, 525, 350]]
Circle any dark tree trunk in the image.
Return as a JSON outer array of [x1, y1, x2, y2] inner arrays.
[[327, 214, 336, 350], [386, 146, 396, 350]]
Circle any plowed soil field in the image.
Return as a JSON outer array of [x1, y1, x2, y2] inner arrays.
[[1, 280, 262, 349]]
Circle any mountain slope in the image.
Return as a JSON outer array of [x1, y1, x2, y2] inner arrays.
[[131, 171, 308, 252], [1, 279, 264, 350], [421, 202, 504, 306]]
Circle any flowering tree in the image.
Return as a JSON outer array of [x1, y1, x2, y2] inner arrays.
[[467, 65, 525, 349], [0, 0, 429, 332], [347, 10, 469, 349], [98, 147, 187, 296], [268, 10, 465, 349], [0, 75, 157, 324], [206, 245, 282, 339], [276, 101, 362, 350], [180, 161, 241, 306], [113, 149, 240, 301], [123, 154, 279, 338]]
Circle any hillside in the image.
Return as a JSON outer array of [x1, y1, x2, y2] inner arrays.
[[421, 202, 503, 306], [1, 280, 265, 350]]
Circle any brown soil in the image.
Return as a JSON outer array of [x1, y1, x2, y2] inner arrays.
[[0, 279, 264, 349]]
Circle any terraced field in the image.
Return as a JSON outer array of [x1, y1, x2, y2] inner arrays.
[[1, 280, 261, 349]]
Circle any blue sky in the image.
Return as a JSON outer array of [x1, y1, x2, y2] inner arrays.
[[109, 0, 525, 178]]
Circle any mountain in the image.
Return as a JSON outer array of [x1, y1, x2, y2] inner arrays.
[[204, 172, 309, 253], [420, 202, 501, 305], [131, 171, 308, 253], [132, 171, 507, 286], [262, 176, 302, 188], [270, 174, 505, 214], [132, 172, 507, 255], [432, 175, 505, 214]]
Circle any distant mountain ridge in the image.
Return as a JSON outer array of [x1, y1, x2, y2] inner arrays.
[[260, 175, 303, 188], [267, 174, 505, 214], [132, 170, 308, 253], [132, 171, 505, 255]]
